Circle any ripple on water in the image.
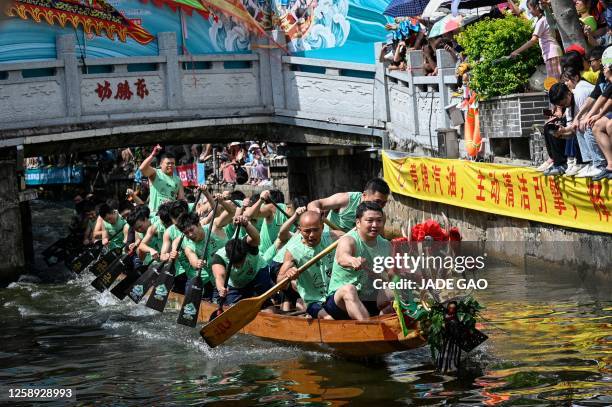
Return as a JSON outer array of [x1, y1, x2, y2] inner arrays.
[[3, 207, 611, 405]]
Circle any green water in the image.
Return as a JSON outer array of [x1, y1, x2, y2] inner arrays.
[[0, 201, 609, 405]]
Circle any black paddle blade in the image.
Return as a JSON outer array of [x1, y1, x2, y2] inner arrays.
[[89, 248, 121, 277], [127, 262, 162, 304], [91, 256, 127, 293], [110, 265, 144, 300], [145, 268, 176, 312], [68, 244, 102, 274], [176, 279, 202, 327]]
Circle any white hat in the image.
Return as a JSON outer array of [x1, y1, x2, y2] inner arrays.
[[603, 45, 612, 67], [229, 142, 240, 147], [249, 143, 260, 150]]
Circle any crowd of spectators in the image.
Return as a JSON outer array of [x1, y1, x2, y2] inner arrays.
[[378, 0, 612, 179]]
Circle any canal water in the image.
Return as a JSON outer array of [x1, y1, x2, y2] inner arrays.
[[1, 200, 610, 406]]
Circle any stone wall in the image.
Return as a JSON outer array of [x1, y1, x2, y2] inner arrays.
[[0, 148, 25, 284], [384, 192, 611, 273], [479, 92, 549, 139]]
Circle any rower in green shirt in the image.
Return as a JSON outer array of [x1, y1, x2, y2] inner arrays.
[[139, 144, 184, 213], [130, 202, 172, 264], [245, 190, 306, 261], [210, 216, 272, 307], [96, 202, 128, 250], [307, 178, 391, 232], [277, 211, 345, 319], [324, 201, 392, 320], [173, 202, 232, 300]]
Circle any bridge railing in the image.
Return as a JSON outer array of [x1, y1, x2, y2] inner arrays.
[[381, 47, 459, 152], [1, 33, 460, 148]]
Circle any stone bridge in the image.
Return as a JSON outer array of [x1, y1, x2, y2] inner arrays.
[[0, 31, 461, 157], [0, 30, 462, 281]]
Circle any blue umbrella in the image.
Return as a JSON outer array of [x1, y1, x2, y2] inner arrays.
[[384, 0, 430, 18]]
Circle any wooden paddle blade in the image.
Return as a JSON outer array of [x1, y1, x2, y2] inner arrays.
[[91, 256, 126, 292], [200, 297, 265, 347], [176, 279, 203, 327], [127, 262, 162, 304], [145, 270, 176, 312], [110, 265, 144, 300]]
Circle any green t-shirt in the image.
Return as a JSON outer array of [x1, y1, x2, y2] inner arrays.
[[179, 225, 228, 283], [327, 229, 390, 299], [166, 224, 189, 276], [259, 203, 288, 254], [213, 244, 266, 289], [327, 192, 361, 232], [287, 232, 334, 306], [103, 213, 126, 250], [148, 168, 181, 213]]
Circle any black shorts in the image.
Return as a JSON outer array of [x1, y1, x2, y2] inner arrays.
[[323, 291, 379, 320], [306, 302, 323, 319]]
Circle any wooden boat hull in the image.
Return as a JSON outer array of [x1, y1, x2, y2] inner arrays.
[[167, 293, 426, 358]]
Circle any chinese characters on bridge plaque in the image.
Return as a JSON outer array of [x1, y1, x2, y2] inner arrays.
[[95, 78, 149, 101]]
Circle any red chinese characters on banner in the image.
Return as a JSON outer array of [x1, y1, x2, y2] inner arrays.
[[489, 172, 500, 205], [548, 178, 567, 216], [503, 173, 514, 207], [532, 176, 548, 213], [587, 181, 610, 222], [421, 163, 431, 192], [517, 174, 530, 210], [446, 165, 457, 197], [176, 164, 197, 186], [475, 170, 486, 202], [95, 78, 150, 102], [409, 163, 420, 191], [432, 165, 443, 195]]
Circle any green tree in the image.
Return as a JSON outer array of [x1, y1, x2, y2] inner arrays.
[[456, 15, 542, 98]]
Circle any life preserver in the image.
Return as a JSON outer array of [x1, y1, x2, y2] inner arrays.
[[464, 91, 481, 157]]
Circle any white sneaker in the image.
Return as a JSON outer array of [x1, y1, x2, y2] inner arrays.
[[575, 164, 593, 177], [536, 160, 553, 172], [578, 165, 603, 178], [565, 163, 584, 176]]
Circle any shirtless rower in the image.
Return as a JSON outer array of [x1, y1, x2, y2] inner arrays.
[[307, 178, 390, 232]]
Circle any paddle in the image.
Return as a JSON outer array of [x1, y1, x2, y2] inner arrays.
[[127, 260, 166, 303], [144, 236, 184, 311], [145, 189, 204, 312], [208, 224, 242, 322], [110, 260, 151, 300], [68, 227, 123, 274], [201, 235, 339, 348], [91, 237, 143, 292], [176, 199, 220, 326]]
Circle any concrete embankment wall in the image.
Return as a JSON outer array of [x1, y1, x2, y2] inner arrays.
[[385, 192, 611, 273]]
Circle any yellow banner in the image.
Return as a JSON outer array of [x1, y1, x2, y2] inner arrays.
[[382, 152, 611, 234]]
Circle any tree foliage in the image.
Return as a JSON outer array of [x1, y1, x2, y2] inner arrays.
[[456, 15, 543, 98]]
